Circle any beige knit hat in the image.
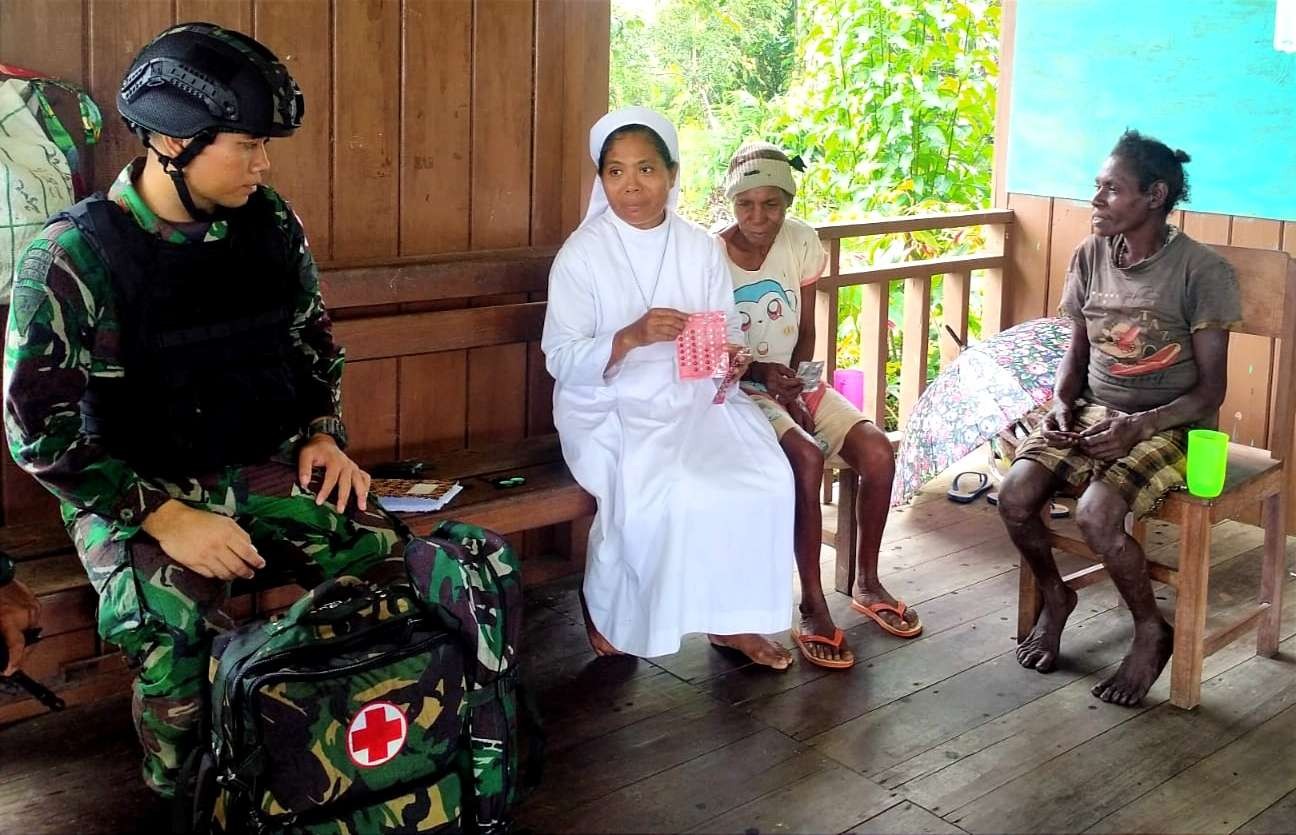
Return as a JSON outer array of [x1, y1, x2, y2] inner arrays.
[[723, 141, 798, 201]]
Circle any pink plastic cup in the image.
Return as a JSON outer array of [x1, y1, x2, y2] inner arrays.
[[833, 368, 865, 411]]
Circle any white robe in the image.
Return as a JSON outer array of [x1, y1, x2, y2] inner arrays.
[[542, 210, 795, 657]]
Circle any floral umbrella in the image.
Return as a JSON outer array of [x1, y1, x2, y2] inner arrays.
[[890, 316, 1073, 506]]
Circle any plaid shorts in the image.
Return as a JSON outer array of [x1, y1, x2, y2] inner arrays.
[[1012, 403, 1187, 518]]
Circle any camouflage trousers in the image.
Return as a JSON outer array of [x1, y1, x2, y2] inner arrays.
[[68, 460, 404, 798]]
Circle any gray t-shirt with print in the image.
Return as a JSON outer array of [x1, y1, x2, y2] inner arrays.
[[1059, 230, 1240, 414]]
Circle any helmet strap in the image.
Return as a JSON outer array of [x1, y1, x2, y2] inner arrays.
[[140, 129, 219, 222]]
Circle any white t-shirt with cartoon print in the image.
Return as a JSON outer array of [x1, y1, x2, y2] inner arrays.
[[721, 217, 828, 368]]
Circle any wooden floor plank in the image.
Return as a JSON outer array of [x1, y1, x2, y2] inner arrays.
[[3, 490, 1294, 835], [873, 536, 1026, 607], [641, 631, 771, 684], [811, 605, 1141, 777], [518, 599, 593, 670], [534, 663, 702, 757], [743, 564, 1127, 742], [1234, 786, 1296, 833], [707, 567, 1028, 708], [874, 506, 1009, 572], [745, 602, 1060, 741], [947, 636, 1296, 834], [531, 729, 823, 834], [519, 693, 767, 820], [876, 545, 1294, 790], [898, 570, 1296, 818], [1085, 703, 1296, 833], [880, 493, 1001, 546], [849, 800, 969, 834], [686, 763, 900, 835], [0, 694, 152, 833]]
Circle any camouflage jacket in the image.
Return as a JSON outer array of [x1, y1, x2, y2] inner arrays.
[[3, 159, 344, 541]]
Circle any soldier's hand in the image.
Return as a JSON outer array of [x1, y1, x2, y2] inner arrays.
[[1, 579, 39, 676], [141, 501, 265, 581], [297, 434, 371, 514]]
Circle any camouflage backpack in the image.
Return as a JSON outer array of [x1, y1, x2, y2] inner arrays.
[[196, 522, 530, 834]]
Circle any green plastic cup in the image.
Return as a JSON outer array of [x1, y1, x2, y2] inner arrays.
[[1186, 429, 1229, 498]]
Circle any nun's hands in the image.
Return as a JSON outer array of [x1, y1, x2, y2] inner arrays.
[[726, 344, 753, 379], [627, 308, 689, 346]]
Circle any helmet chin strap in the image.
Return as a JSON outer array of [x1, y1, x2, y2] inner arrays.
[[140, 130, 220, 222]]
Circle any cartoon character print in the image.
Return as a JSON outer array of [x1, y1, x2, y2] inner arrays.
[[734, 278, 798, 362], [1093, 308, 1182, 377]]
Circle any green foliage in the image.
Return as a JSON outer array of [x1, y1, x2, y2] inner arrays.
[[610, 0, 797, 225], [611, 0, 1000, 430], [769, 0, 999, 220]]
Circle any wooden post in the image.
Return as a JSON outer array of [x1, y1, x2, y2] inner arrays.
[[818, 239, 841, 504], [1169, 507, 1212, 710], [1017, 556, 1042, 641], [860, 281, 890, 426], [899, 276, 932, 425], [834, 470, 859, 595], [1258, 492, 1286, 656], [981, 223, 1008, 336], [940, 269, 971, 370]]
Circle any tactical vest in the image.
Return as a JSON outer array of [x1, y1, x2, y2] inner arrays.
[[56, 190, 314, 479]]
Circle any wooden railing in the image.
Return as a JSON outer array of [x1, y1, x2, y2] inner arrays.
[[812, 208, 1016, 428]]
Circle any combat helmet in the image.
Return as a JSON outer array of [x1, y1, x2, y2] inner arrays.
[[117, 22, 303, 218]]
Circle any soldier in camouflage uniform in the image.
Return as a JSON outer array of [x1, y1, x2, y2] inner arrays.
[[3, 23, 403, 803]]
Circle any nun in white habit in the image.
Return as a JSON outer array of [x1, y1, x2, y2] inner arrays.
[[541, 107, 796, 668]]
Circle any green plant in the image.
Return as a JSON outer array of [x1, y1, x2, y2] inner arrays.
[[611, 0, 1001, 430]]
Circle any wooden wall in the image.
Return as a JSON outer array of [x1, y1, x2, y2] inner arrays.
[[1003, 193, 1296, 529], [0, 0, 611, 547]]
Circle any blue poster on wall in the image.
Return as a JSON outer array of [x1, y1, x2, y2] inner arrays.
[[1007, 0, 1296, 220]]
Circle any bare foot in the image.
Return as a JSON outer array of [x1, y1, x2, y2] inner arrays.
[[1092, 620, 1174, 706], [709, 633, 793, 670], [797, 603, 854, 666], [579, 590, 623, 657], [1017, 585, 1078, 672], [853, 584, 922, 633]]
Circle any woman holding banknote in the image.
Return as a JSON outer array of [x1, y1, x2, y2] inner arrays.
[[718, 142, 923, 672]]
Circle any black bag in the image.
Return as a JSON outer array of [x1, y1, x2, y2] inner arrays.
[[198, 576, 471, 834], [188, 522, 538, 835]]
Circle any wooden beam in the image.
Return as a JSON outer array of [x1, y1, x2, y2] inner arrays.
[[822, 254, 1006, 289], [991, 0, 1018, 209], [334, 302, 546, 360], [1202, 605, 1268, 658], [816, 208, 1015, 241], [320, 249, 555, 308]]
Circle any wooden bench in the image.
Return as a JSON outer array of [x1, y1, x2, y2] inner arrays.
[[0, 248, 597, 722], [0, 433, 592, 724]]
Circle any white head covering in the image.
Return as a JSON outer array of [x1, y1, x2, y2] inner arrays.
[[581, 106, 681, 228]]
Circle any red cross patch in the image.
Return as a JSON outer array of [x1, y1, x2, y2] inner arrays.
[[346, 701, 408, 768]]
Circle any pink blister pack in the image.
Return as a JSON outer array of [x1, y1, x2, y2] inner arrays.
[[675, 311, 728, 381]]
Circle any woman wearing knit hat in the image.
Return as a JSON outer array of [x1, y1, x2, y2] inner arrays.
[[718, 142, 923, 670]]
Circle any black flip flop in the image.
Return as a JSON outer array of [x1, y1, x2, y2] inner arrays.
[[948, 471, 992, 503]]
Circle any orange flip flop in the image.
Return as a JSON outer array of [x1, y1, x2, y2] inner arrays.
[[851, 600, 923, 638], [790, 627, 856, 669]]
